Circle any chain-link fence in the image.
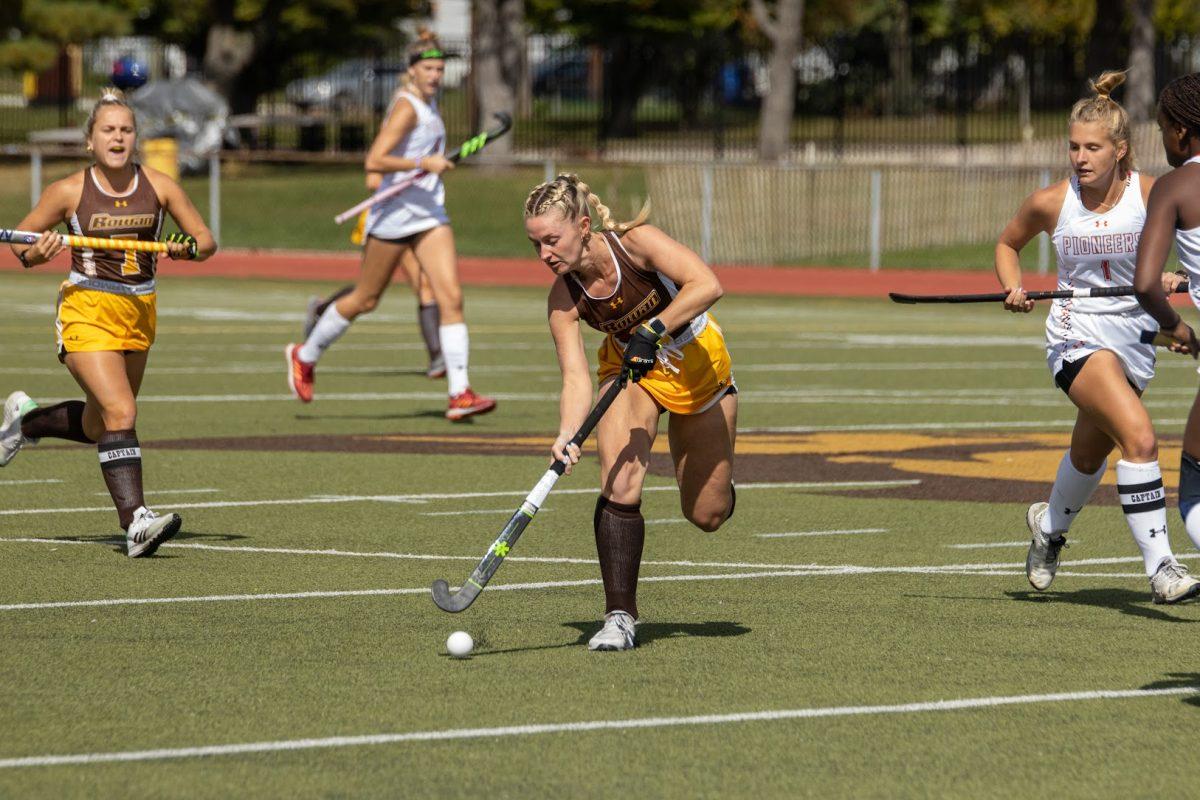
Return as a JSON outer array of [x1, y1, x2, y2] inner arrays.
[[4, 34, 1200, 164]]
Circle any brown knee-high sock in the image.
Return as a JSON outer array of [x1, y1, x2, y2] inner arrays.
[[21, 401, 94, 443], [418, 302, 442, 361], [594, 496, 645, 618], [98, 430, 145, 530]]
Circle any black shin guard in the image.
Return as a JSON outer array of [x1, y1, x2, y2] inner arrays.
[[419, 302, 442, 361], [98, 430, 145, 530], [1180, 452, 1200, 525], [593, 495, 645, 618], [21, 401, 94, 444]]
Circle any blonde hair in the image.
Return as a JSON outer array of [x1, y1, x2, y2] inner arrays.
[[1068, 70, 1135, 171], [523, 173, 651, 233], [84, 87, 136, 139]]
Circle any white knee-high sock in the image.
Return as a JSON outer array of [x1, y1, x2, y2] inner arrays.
[[439, 322, 469, 396], [1042, 451, 1106, 533], [299, 305, 351, 364], [1179, 452, 1200, 551], [1116, 460, 1176, 576]]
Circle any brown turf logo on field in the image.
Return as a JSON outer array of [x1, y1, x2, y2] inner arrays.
[[147, 429, 1170, 506]]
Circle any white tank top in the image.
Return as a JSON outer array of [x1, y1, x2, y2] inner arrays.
[[1174, 156, 1200, 311], [1050, 171, 1145, 315], [375, 89, 445, 206]]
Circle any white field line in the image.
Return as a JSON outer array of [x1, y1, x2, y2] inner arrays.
[[0, 559, 1178, 613], [742, 419, 1191, 433], [756, 528, 887, 539], [644, 518, 687, 524], [419, 509, 535, 517], [0, 479, 64, 486], [0, 480, 920, 517], [947, 541, 1046, 549], [0, 685, 1191, 769], [92, 488, 219, 496]]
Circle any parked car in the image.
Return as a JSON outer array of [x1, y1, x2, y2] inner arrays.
[[286, 59, 405, 112]]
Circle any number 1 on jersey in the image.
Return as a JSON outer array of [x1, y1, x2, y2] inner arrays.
[[111, 234, 138, 276], [1101, 259, 1111, 281]]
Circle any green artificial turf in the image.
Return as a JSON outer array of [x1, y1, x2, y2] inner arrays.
[[1, 275, 1199, 797]]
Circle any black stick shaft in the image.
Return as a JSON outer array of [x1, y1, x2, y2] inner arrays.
[[889, 283, 1189, 304], [430, 379, 625, 612]]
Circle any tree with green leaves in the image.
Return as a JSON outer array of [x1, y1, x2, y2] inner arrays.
[[0, 0, 131, 72], [119, 0, 420, 114]]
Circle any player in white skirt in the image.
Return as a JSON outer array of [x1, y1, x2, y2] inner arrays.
[[996, 70, 1200, 603], [1132, 72, 1200, 574], [285, 32, 495, 420]]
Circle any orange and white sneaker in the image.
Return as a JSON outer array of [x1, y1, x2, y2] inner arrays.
[[285, 344, 315, 403], [446, 387, 496, 421]]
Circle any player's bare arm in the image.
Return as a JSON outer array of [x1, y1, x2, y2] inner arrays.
[[995, 182, 1066, 312], [10, 176, 79, 266], [617, 224, 723, 332], [548, 276, 592, 471], [144, 167, 217, 260], [1135, 171, 1194, 351]]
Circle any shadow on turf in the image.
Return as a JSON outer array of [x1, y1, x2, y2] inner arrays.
[[1141, 673, 1200, 708], [1005, 588, 1198, 623], [470, 620, 751, 657], [36, 529, 247, 557]]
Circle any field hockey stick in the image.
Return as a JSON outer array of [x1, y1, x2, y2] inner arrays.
[[431, 377, 625, 613], [1139, 328, 1200, 358], [1, 228, 170, 253], [333, 111, 513, 225], [889, 284, 1190, 304]]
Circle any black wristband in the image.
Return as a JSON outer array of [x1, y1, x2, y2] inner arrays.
[[16, 249, 33, 269], [640, 317, 666, 339]]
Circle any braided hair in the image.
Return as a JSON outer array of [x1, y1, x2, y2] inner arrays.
[[523, 173, 651, 233], [1068, 70, 1135, 171], [1159, 73, 1200, 139]]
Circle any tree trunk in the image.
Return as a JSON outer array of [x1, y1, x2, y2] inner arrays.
[[1126, 0, 1156, 123], [601, 36, 653, 140], [471, 0, 524, 155], [887, 0, 913, 114], [755, 0, 804, 162], [1085, 0, 1126, 81], [203, 24, 255, 113]]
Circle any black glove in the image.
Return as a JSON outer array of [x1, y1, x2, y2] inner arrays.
[[165, 232, 198, 259], [622, 318, 665, 383]]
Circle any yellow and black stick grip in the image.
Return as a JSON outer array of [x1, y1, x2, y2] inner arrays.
[[1, 228, 170, 254]]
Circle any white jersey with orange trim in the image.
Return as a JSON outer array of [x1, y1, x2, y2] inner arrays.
[[365, 90, 449, 240], [1174, 156, 1200, 311], [1043, 171, 1156, 390]]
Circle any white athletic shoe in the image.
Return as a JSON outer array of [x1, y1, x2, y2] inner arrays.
[[1150, 559, 1200, 605], [588, 611, 637, 651], [125, 506, 182, 558], [1025, 502, 1067, 591], [0, 391, 38, 467]]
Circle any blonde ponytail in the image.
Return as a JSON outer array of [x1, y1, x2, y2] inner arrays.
[[1069, 69, 1135, 171]]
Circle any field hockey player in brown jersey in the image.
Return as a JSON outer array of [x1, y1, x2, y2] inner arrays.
[[0, 88, 216, 557], [525, 174, 737, 651]]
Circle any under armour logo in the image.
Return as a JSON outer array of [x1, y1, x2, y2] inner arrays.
[[114, 200, 128, 208], [1149, 525, 1167, 538], [1064, 507, 1076, 515], [609, 297, 624, 310]]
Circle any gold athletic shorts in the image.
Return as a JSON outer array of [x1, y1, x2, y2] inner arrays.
[[597, 314, 734, 415], [56, 281, 156, 358]]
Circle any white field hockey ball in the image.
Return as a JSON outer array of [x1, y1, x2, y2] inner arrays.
[[446, 631, 473, 658]]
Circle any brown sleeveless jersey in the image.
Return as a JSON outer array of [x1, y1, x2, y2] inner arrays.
[[69, 166, 164, 285], [566, 231, 694, 343]]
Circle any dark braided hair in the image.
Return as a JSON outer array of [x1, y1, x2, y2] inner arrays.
[[1159, 74, 1200, 138]]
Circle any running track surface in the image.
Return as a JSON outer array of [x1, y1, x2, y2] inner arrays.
[[0, 249, 1184, 301]]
